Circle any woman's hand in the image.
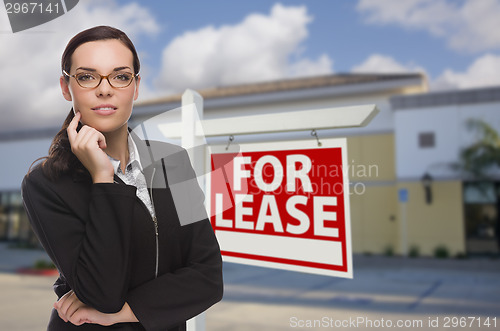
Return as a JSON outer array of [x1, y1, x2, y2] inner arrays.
[[54, 290, 138, 326], [67, 112, 114, 183], [54, 290, 113, 326]]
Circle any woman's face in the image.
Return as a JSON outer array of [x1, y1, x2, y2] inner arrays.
[[60, 39, 140, 133]]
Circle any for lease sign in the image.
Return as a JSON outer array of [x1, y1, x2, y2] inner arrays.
[[208, 139, 352, 278]]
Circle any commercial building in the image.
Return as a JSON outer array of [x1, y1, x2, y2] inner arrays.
[[1, 73, 498, 256], [392, 87, 500, 256]]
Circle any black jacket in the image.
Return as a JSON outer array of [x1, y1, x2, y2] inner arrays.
[[21, 136, 223, 331]]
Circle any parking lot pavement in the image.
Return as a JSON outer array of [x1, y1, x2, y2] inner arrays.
[[0, 273, 55, 331], [1, 244, 499, 331], [207, 256, 500, 331]]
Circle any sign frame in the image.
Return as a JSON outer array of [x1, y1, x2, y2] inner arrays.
[[206, 138, 353, 278]]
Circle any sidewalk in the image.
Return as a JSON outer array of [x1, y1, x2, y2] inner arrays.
[[1, 243, 499, 330]]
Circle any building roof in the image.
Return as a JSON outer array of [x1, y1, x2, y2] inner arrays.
[[137, 73, 426, 106], [391, 85, 500, 110]]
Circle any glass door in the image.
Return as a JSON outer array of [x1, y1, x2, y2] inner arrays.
[[463, 182, 499, 255]]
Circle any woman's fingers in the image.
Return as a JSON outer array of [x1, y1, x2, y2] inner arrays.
[[67, 113, 106, 152], [69, 307, 95, 326], [65, 297, 82, 319], [66, 117, 113, 182], [78, 127, 106, 151], [68, 309, 88, 326], [54, 289, 72, 309], [70, 306, 114, 326], [60, 292, 77, 321], [55, 290, 75, 322], [54, 290, 88, 324], [54, 291, 118, 326], [70, 125, 96, 150], [96, 130, 107, 149], [76, 126, 96, 150]]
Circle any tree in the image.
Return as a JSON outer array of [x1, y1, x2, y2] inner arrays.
[[461, 119, 500, 179], [460, 118, 500, 253]]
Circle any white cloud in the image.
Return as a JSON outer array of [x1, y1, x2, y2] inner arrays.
[[288, 54, 333, 78], [154, 3, 333, 93], [356, 0, 500, 53], [433, 53, 500, 90], [352, 53, 500, 91], [0, 0, 159, 133], [351, 54, 425, 74]]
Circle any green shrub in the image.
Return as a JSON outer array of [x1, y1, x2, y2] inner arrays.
[[383, 245, 394, 256], [33, 259, 56, 269], [409, 245, 420, 258], [434, 245, 449, 259]]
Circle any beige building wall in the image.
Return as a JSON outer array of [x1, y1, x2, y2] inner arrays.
[[396, 181, 465, 256], [347, 133, 399, 254], [350, 186, 398, 254], [346, 132, 466, 256]]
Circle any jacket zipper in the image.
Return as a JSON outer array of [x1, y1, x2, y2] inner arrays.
[[149, 168, 159, 278], [115, 168, 159, 279]]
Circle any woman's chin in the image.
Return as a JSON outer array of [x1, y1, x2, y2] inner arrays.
[[80, 119, 128, 135]]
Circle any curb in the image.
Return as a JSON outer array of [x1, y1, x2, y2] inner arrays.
[[16, 268, 59, 277]]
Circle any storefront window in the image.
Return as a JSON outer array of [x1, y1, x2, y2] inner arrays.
[[0, 194, 7, 240], [0, 191, 36, 245], [463, 182, 499, 254]]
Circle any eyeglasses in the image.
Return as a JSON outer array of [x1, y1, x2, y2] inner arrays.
[[63, 70, 139, 88]]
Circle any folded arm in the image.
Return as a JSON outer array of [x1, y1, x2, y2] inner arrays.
[[22, 171, 137, 313]]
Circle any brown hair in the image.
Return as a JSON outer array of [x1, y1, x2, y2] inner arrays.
[[36, 26, 140, 180]]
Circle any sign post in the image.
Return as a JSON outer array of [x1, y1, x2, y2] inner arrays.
[[177, 89, 379, 330], [182, 90, 206, 331]]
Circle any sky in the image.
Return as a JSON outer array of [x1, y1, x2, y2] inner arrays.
[[1, 0, 500, 133]]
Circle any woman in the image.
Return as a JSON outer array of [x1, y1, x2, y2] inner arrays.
[[22, 26, 223, 330]]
